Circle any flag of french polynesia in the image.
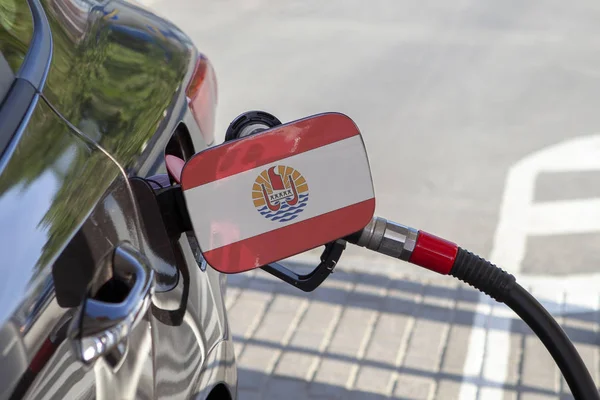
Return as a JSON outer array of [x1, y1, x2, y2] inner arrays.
[[181, 113, 376, 274]]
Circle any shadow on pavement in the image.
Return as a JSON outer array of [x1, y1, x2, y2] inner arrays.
[[227, 261, 600, 346], [227, 262, 594, 399]]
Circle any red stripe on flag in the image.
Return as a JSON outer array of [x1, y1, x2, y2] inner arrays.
[[202, 198, 375, 273], [181, 113, 360, 190]]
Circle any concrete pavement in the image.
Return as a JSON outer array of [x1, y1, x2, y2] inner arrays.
[[224, 265, 599, 399]]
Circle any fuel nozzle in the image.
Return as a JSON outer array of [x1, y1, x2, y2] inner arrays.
[[346, 216, 458, 275], [348, 216, 517, 300], [346, 216, 417, 261]]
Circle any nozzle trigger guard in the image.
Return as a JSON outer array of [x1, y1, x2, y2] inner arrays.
[[260, 239, 346, 292]]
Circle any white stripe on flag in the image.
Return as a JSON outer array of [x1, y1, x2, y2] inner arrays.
[[184, 135, 374, 251]]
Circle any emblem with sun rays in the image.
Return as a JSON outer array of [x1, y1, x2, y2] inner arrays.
[[252, 165, 309, 223]]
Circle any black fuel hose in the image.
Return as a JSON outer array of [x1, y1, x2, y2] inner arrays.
[[451, 248, 599, 400], [347, 217, 600, 399]]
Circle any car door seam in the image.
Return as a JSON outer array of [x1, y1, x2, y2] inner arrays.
[[40, 94, 145, 246]]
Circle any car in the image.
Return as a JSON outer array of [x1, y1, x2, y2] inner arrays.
[[0, 0, 237, 399]]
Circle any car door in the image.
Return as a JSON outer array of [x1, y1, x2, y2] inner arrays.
[[0, 1, 157, 398], [0, 86, 158, 400], [0, 90, 165, 400]]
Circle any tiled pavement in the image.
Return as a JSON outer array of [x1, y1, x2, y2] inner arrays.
[[224, 264, 600, 399]]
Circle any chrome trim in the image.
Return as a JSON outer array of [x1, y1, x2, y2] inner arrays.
[[69, 243, 155, 365], [353, 216, 418, 261]]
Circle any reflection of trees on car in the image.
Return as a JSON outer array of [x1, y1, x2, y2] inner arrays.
[[0, 100, 122, 270], [0, 0, 33, 71], [44, 2, 190, 166], [46, 0, 90, 43], [0, 1, 191, 270]]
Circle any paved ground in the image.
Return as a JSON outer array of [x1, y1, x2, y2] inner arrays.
[[225, 265, 599, 399], [136, 0, 600, 397]]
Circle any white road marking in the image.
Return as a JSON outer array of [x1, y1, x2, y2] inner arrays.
[[459, 134, 600, 399], [527, 198, 600, 236], [488, 134, 600, 277]]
